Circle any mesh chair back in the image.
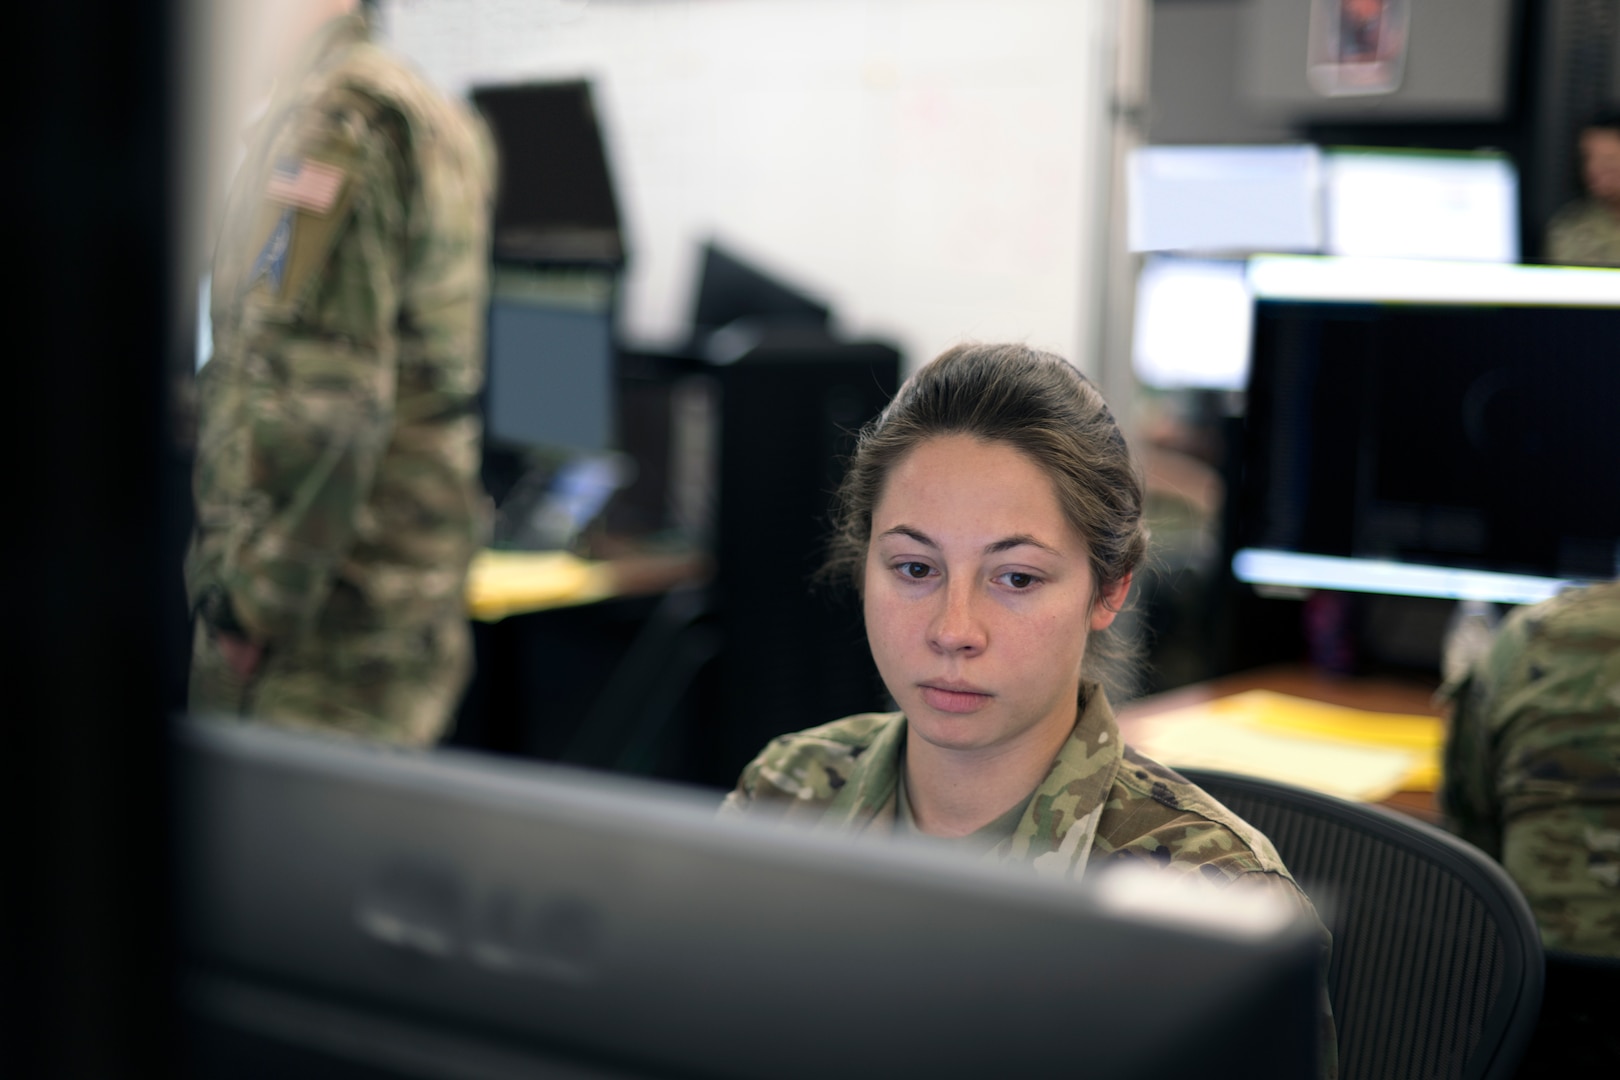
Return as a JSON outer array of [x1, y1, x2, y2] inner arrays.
[[1177, 769, 1543, 1080]]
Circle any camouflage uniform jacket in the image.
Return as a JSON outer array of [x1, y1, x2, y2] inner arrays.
[[1545, 199, 1620, 267], [1442, 581, 1620, 956], [186, 16, 492, 694], [722, 684, 1338, 1076], [723, 683, 1311, 885]]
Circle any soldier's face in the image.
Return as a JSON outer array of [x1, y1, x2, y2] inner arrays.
[[863, 435, 1123, 757]]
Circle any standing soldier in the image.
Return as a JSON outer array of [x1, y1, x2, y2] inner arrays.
[[187, 0, 494, 744]]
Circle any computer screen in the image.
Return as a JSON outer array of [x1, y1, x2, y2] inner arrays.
[[1321, 148, 1519, 263], [484, 265, 616, 456], [1132, 254, 1253, 390], [1127, 144, 1322, 255], [689, 241, 831, 353], [1231, 257, 1620, 604], [177, 718, 1322, 1080]]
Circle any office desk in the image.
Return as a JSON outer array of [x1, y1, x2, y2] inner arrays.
[[1115, 664, 1448, 824], [466, 547, 711, 621]]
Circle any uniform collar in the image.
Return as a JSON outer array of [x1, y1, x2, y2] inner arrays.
[[1003, 683, 1124, 880], [814, 682, 1125, 882], [818, 709, 907, 834]]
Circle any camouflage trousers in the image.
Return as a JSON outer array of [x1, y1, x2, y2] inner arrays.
[[188, 613, 472, 747], [1501, 802, 1620, 958]]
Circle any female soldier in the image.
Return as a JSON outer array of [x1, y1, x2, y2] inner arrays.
[[720, 342, 1335, 1074]]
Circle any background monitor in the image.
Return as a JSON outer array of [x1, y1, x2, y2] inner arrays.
[[178, 718, 1322, 1080], [1321, 148, 1519, 263], [1127, 144, 1322, 254], [1231, 257, 1620, 604], [472, 81, 625, 266], [1132, 254, 1254, 391], [689, 241, 832, 353], [484, 265, 616, 457]]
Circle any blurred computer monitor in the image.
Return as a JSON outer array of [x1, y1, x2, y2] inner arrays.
[[178, 718, 1322, 1080], [484, 265, 616, 457], [472, 81, 625, 266], [689, 241, 831, 354], [1232, 256, 1620, 605], [1127, 144, 1323, 254], [1321, 148, 1519, 263], [1132, 254, 1253, 390]]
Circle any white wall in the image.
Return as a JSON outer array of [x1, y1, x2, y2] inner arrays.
[[382, 0, 1120, 373]]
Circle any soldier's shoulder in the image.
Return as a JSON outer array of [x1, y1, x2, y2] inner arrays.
[[752, 712, 899, 770], [1100, 744, 1291, 880], [730, 712, 899, 805], [332, 44, 482, 145], [1484, 582, 1620, 699], [1547, 198, 1610, 234], [1527, 581, 1620, 643]]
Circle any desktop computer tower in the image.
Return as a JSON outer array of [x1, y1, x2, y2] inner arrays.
[[702, 336, 900, 788]]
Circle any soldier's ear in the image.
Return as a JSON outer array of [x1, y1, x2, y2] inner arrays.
[[1090, 573, 1131, 632]]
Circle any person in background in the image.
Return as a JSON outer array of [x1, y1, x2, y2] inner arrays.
[[720, 343, 1337, 1078], [1545, 111, 1620, 267], [186, 0, 495, 744], [1442, 580, 1620, 958]]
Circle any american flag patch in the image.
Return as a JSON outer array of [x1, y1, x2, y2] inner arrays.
[[266, 157, 346, 214]]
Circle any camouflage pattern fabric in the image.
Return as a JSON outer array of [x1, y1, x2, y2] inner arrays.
[[1545, 199, 1620, 267], [1442, 581, 1620, 958], [186, 13, 494, 745], [722, 683, 1339, 1078]]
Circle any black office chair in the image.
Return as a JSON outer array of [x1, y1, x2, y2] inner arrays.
[[1176, 769, 1544, 1080]]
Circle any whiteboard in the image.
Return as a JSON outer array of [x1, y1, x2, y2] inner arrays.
[[381, 0, 1117, 374]]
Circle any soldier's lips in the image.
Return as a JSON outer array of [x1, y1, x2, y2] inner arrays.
[[918, 683, 993, 714]]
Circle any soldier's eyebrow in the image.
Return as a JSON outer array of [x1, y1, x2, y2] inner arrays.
[[877, 525, 939, 549], [983, 533, 1063, 557], [876, 525, 1063, 558]]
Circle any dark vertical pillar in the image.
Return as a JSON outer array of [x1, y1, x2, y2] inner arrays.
[[5, 1, 180, 1076]]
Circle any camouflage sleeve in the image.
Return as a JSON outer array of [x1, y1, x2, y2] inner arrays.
[[716, 733, 857, 822], [717, 714, 895, 824], [1544, 202, 1581, 265], [716, 755, 768, 818], [208, 88, 415, 643], [1100, 749, 1295, 881], [1543, 202, 1618, 267], [1440, 607, 1533, 858]]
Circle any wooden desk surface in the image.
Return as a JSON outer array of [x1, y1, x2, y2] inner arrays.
[[1115, 664, 1449, 825], [597, 549, 712, 601]]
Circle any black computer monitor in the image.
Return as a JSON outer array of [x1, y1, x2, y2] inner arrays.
[[689, 241, 831, 351], [177, 718, 1322, 1080], [472, 81, 624, 266], [470, 79, 626, 519], [1231, 257, 1620, 605]]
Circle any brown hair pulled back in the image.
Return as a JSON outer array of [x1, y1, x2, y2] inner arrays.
[[824, 342, 1149, 698]]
